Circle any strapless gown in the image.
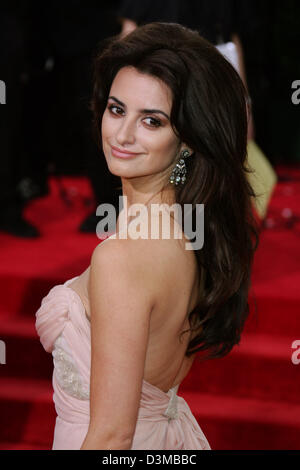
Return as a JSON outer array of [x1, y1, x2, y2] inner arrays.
[[35, 276, 211, 450]]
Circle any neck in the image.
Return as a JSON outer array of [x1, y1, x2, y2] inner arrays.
[[116, 178, 176, 233]]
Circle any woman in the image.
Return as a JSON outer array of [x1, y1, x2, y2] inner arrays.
[[35, 22, 259, 450]]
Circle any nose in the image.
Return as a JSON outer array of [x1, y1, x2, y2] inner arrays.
[[115, 116, 136, 146]]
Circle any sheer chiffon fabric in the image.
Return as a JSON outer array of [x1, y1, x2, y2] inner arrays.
[[35, 276, 211, 450]]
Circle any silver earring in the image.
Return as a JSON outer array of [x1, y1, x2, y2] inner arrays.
[[169, 149, 191, 186]]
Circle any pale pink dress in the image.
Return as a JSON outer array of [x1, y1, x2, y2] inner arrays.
[[35, 276, 211, 450]]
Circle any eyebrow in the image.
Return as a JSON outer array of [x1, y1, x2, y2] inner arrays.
[[108, 95, 170, 120]]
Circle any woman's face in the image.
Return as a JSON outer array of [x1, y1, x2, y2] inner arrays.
[[101, 66, 183, 181]]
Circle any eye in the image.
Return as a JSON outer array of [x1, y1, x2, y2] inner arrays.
[[107, 104, 124, 116], [143, 117, 162, 128]]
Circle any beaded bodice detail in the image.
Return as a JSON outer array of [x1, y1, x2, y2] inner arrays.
[[52, 331, 179, 419], [52, 333, 89, 400]]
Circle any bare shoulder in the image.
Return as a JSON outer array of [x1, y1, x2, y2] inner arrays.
[[92, 235, 151, 267], [90, 236, 167, 310], [91, 235, 170, 281]]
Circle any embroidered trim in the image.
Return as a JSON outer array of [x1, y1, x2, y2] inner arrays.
[[52, 333, 179, 420], [52, 335, 89, 400]]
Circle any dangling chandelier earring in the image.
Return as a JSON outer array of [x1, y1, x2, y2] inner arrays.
[[169, 149, 191, 186]]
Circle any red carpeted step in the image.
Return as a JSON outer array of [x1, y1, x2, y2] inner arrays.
[[0, 377, 55, 448], [0, 176, 107, 317], [0, 313, 37, 337], [0, 314, 53, 380], [245, 295, 300, 337], [180, 333, 300, 404], [0, 441, 50, 450], [179, 391, 300, 450]]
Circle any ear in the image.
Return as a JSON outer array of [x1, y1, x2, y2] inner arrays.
[[180, 143, 194, 156]]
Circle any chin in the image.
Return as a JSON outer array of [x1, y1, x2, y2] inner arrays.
[[106, 160, 136, 179]]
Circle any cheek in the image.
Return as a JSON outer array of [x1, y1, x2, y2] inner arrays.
[[101, 112, 112, 140], [101, 111, 123, 142], [146, 132, 179, 162]]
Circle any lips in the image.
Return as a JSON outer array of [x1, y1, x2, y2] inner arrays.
[[110, 145, 141, 159]]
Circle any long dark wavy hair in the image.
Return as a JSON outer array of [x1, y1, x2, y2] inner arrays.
[[90, 22, 260, 361]]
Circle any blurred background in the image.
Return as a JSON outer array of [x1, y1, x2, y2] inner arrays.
[[0, 0, 300, 451]]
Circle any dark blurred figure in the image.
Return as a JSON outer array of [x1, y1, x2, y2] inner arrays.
[[247, 0, 300, 164], [0, 1, 40, 237], [41, 0, 123, 233], [18, 1, 53, 207], [119, 0, 254, 45], [0, 1, 123, 237]]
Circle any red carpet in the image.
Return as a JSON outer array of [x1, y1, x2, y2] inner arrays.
[[0, 166, 299, 450]]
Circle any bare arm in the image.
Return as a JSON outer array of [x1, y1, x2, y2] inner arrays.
[[80, 239, 155, 450]]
